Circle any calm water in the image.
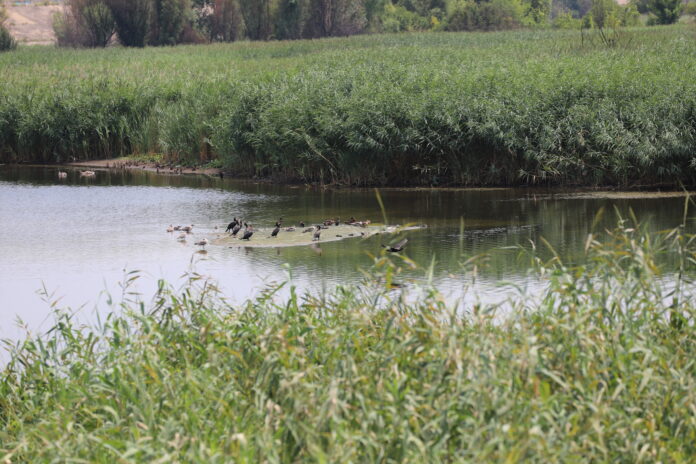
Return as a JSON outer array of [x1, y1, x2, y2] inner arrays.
[[0, 165, 691, 340]]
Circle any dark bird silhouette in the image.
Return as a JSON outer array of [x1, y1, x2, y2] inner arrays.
[[271, 223, 280, 237], [383, 238, 408, 253], [226, 217, 238, 232], [241, 226, 254, 240], [231, 223, 242, 236], [299, 221, 305, 228], [313, 226, 321, 241], [335, 217, 340, 226]]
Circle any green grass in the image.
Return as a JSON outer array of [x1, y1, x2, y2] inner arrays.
[[1, 26, 696, 186], [1, 221, 695, 462]]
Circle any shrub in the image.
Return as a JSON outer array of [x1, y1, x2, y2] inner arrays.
[[647, 0, 682, 24], [447, 0, 525, 31]]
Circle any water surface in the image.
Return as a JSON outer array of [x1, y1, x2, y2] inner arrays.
[[0, 165, 691, 340]]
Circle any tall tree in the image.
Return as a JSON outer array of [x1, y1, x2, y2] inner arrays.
[[275, 0, 306, 40], [150, 0, 190, 45], [107, 0, 151, 47], [238, 0, 272, 40]]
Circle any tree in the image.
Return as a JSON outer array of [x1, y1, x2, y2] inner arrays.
[[238, 0, 272, 40], [303, 0, 367, 38], [275, 0, 307, 40], [647, 0, 681, 24], [150, 0, 190, 45], [107, 0, 151, 47]]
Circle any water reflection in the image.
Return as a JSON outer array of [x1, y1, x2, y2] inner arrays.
[[0, 165, 692, 340]]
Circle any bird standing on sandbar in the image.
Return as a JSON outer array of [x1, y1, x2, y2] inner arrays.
[[195, 238, 209, 249], [226, 218, 238, 232], [271, 223, 281, 237], [313, 226, 321, 241], [241, 226, 254, 240]]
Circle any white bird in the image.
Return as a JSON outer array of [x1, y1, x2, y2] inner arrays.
[[194, 238, 209, 249], [182, 224, 194, 234], [58, 171, 67, 179], [177, 233, 187, 241], [79, 170, 96, 177]]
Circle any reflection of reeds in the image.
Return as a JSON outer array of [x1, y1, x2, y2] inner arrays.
[[1, 27, 695, 186], [2, 221, 695, 461]]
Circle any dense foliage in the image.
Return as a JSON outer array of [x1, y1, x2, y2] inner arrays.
[[2, 27, 696, 186], [55, 0, 558, 46], [1, 223, 695, 461]]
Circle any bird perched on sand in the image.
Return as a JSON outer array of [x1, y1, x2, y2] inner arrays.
[[182, 224, 194, 234], [271, 223, 281, 237], [177, 233, 187, 241], [226, 218, 239, 232], [383, 238, 408, 253], [241, 226, 254, 240], [231, 223, 242, 237], [302, 227, 314, 234], [313, 226, 321, 241], [194, 238, 209, 249], [166, 224, 174, 233]]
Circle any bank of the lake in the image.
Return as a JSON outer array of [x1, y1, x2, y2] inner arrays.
[[1, 27, 696, 187]]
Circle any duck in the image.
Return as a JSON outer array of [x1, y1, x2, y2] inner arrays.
[[194, 238, 209, 249], [284, 227, 296, 232], [79, 170, 96, 177], [383, 238, 408, 253], [58, 171, 68, 179], [313, 226, 321, 241], [241, 226, 254, 241]]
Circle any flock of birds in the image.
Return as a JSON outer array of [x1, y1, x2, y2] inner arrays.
[[167, 217, 409, 253]]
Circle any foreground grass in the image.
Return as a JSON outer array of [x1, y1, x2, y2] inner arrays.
[[1, 27, 696, 186], [1, 223, 696, 462]]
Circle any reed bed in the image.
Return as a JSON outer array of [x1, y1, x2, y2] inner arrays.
[[1, 222, 695, 462], [1, 27, 695, 186]]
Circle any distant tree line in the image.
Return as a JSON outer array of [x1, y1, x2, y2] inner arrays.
[[49, 0, 693, 47]]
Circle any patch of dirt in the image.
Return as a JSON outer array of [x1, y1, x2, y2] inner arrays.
[[4, 4, 63, 45], [67, 158, 224, 177]]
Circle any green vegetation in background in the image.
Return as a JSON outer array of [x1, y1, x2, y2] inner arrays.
[[1, 221, 695, 461], [2, 27, 696, 187]]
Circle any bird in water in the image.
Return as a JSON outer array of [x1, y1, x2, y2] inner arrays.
[[271, 222, 281, 237], [58, 171, 67, 179], [194, 238, 209, 249], [383, 238, 408, 253], [231, 223, 242, 237], [313, 226, 321, 241], [166, 224, 174, 233], [226, 218, 238, 232], [241, 226, 254, 240], [177, 233, 187, 241], [182, 224, 194, 234], [284, 227, 296, 232]]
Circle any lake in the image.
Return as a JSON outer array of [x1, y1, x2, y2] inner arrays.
[[0, 165, 691, 340]]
